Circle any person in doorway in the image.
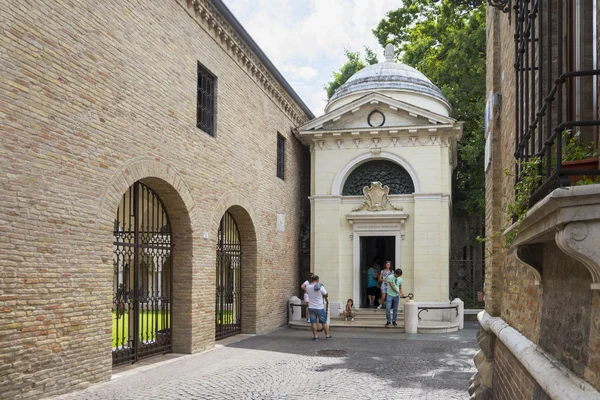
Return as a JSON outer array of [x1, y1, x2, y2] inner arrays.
[[377, 261, 393, 309], [385, 268, 404, 328], [366, 264, 379, 307], [343, 299, 355, 321], [306, 275, 333, 340], [372, 257, 381, 274]]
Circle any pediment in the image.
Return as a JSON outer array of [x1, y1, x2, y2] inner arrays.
[[298, 92, 456, 134]]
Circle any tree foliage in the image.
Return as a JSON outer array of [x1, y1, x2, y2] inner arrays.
[[373, 0, 486, 216], [324, 48, 378, 100]]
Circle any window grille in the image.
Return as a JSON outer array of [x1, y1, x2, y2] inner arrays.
[[197, 62, 216, 136], [277, 133, 285, 180], [342, 160, 414, 196], [513, 0, 599, 206]]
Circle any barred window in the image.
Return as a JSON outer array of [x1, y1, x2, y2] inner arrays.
[[512, 0, 599, 205], [197, 62, 216, 136], [277, 133, 285, 180]]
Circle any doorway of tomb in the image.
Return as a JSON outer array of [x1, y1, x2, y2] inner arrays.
[[112, 181, 173, 366], [215, 211, 242, 340], [359, 236, 395, 308]]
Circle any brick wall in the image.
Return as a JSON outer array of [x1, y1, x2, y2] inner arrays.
[[501, 255, 542, 343], [0, 0, 310, 397], [539, 242, 599, 386], [483, 1, 600, 397], [493, 341, 551, 400]]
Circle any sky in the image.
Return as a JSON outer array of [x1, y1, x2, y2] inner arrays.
[[222, 0, 402, 117]]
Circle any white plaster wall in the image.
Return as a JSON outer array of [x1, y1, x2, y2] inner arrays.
[[312, 145, 446, 196], [412, 198, 450, 301], [310, 142, 452, 305]]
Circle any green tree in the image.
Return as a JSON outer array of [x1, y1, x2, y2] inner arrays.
[[373, 0, 486, 216], [324, 48, 378, 100]]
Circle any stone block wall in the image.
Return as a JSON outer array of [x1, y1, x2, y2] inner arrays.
[[0, 0, 311, 397]]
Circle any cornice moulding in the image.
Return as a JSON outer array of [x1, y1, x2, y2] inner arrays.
[[346, 210, 410, 239], [299, 92, 458, 132], [182, 0, 311, 126], [309, 136, 455, 151], [300, 124, 457, 138], [310, 195, 417, 204], [413, 193, 450, 201]]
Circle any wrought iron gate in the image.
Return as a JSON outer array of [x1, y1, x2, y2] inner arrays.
[[215, 211, 242, 340], [449, 259, 485, 308], [112, 182, 173, 366]]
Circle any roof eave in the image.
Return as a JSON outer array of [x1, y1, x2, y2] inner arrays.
[[209, 0, 315, 120]]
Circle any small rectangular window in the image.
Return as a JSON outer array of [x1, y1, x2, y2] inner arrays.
[[197, 62, 216, 136], [277, 133, 285, 180]]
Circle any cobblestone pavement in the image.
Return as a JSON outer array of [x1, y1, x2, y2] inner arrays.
[[55, 322, 479, 400]]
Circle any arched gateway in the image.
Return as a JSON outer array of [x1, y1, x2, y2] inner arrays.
[[112, 181, 173, 366], [215, 211, 242, 339]]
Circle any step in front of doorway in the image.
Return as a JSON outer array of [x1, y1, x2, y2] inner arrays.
[[289, 319, 405, 332], [289, 319, 459, 334], [331, 313, 405, 320]]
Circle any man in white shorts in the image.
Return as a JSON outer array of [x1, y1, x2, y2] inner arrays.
[[306, 275, 333, 341]]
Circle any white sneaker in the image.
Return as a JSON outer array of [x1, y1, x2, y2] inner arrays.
[[377, 304, 382, 309], [351, 318, 354, 321], [306, 318, 310, 323], [344, 317, 347, 321]]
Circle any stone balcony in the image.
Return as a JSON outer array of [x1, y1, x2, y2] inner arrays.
[[505, 184, 600, 289]]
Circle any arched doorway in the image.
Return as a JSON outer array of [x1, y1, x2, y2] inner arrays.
[[112, 181, 173, 365], [215, 211, 242, 339]]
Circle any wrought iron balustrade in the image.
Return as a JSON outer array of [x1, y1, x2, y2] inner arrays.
[[417, 305, 459, 321]]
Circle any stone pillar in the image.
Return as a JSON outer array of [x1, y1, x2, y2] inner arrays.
[[452, 298, 464, 330], [288, 296, 301, 322], [404, 300, 418, 334]]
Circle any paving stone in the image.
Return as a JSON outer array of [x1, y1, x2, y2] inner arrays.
[[55, 322, 479, 400]]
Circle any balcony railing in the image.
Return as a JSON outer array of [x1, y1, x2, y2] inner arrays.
[[513, 0, 600, 207]]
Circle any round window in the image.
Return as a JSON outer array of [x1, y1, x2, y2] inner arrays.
[[367, 110, 385, 127]]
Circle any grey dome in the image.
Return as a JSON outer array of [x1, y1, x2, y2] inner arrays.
[[327, 60, 451, 110]]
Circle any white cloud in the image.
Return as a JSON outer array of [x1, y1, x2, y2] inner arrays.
[[223, 0, 401, 116], [282, 65, 319, 83]]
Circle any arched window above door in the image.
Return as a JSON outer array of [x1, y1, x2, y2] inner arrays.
[[342, 160, 415, 196]]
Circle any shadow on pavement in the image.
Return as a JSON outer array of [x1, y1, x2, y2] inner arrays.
[[224, 320, 480, 392]]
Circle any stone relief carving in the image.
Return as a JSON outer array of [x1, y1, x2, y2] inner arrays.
[[352, 182, 404, 212], [343, 160, 415, 196], [555, 220, 600, 288], [311, 136, 450, 151]]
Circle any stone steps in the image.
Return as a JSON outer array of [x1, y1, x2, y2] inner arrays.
[[289, 318, 459, 334], [331, 307, 404, 320], [289, 319, 405, 332]]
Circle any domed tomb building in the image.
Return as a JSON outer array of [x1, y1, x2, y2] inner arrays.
[[296, 44, 462, 314]]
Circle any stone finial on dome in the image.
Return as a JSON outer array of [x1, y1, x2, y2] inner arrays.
[[384, 43, 395, 62]]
